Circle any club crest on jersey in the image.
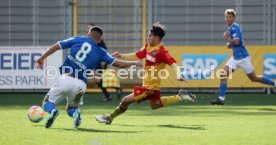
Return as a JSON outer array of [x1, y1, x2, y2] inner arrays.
[[152, 51, 156, 56], [146, 54, 156, 63]]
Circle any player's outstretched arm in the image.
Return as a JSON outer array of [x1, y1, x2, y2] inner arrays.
[[35, 43, 61, 69], [112, 59, 142, 68], [112, 52, 140, 61], [171, 63, 187, 82]]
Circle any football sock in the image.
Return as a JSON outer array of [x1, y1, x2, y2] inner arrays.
[[43, 101, 56, 114], [67, 107, 78, 117], [110, 106, 127, 119], [261, 76, 275, 86], [161, 95, 182, 106], [219, 82, 227, 101]]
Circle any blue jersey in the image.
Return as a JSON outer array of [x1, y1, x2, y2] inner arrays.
[[227, 23, 249, 60], [57, 36, 116, 83]]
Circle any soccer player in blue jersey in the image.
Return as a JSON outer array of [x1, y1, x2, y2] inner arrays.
[[35, 26, 141, 128], [211, 9, 276, 105]]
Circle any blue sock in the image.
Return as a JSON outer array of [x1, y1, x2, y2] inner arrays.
[[67, 107, 77, 117], [261, 76, 275, 86], [43, 101, 56, 114], [219, 82, 227, 99]]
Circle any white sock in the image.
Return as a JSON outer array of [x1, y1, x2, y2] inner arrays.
[[218, 96, 225, 101]]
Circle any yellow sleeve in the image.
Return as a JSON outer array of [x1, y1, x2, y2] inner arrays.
[[171, 63, 181, 79], [121, 53, 140, 61]]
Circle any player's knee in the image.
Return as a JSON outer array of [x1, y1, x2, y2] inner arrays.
[[220, 74, 227, 78], [250, 78, 257, 82], [121, 97, 131, 107], [150, 103, 162, 110], [150, 105, 158, 110], [249, 76, 260, 82], [219, 71, 228, 80]]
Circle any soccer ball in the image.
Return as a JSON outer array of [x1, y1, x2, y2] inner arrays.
[[27, 105, 45, 123]]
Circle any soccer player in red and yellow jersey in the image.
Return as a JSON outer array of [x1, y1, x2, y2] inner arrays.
[[96, 23, 196, 124]]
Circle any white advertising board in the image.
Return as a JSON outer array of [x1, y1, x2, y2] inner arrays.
[[0, 47, 63, 89]]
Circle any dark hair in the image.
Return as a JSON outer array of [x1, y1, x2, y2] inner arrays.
[[87, 22, 95, 26], [90, 26, 103, 36], [150, 22, 166, 40]]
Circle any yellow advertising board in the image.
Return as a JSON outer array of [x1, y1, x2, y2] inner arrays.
[[162, 45, 276, 88]]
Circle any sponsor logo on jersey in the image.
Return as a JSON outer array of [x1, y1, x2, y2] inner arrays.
[[146, 54, 156, 63]]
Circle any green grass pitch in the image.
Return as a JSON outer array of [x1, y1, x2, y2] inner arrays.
[[0, 92, 276, 145]]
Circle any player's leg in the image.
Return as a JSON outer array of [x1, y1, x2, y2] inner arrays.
[[96, 86, 149, 124], [42, 95, 59, 127], [42, 95, 58, 115], [110, 93, 135, 118], [211, 57, 236, 105], [150, 90, 196, 110], [66, 77, 86, 128], [247, 72, 275, 86], [42, 74, 73, 128], [43, 83, 64, 128], [210, 66, 233, 105], [240, 58, 276, 86], [66, 92, 84, 128], [150, 101, 162, 110], [96, 93, 136, 124]]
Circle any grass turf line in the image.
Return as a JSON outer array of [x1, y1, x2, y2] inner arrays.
[[0, 93, 276, 145]]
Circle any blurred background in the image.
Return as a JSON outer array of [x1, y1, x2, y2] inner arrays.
[[1, 0, 276, 46], [0, 0, 275, 93]]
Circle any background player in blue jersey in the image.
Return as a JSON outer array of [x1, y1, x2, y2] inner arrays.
[[35, 26, 141, 128], [211, 9, 276, 105]]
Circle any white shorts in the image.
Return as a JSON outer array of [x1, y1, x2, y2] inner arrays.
[[225, 56, 254, 74], [47, 74, 87, 107]]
